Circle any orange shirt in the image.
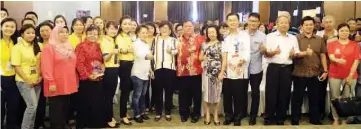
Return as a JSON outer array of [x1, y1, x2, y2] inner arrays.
[[41, 44, 78, 97]]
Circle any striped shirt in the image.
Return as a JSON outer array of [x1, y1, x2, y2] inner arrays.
[[152, 36, 178, 70]]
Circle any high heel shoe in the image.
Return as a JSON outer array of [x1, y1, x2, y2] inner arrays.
[[204, 121, 211, 125], [121, 120, 133, 125], [106, 123, 120, 128], [214, 121, 221, 126]]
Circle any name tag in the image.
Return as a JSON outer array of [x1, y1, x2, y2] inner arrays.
[[30, 65, 36, 75], [6, 61, 13, 72]]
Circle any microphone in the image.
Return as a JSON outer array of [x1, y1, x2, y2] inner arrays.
[[114, 44, 118, 64]]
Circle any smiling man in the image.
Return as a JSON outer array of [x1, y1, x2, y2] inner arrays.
[[291, 16, 328, 125]]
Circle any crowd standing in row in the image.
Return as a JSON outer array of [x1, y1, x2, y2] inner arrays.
[[1, 7, 361, 129]]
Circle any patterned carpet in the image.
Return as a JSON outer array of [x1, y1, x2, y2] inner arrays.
[[112, 125, 361, 129]]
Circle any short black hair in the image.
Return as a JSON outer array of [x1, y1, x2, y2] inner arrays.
[[54, 15, 68, 26], [226, 13, 239, 20], [36, 21, 54, 43], [205, 24, 224, 42], [21, 18, 35, 26], [19, 24, 41, 55], [82, 16, 93, 24], [219, 23, 229, 28], [135, 25, 148, 35], [248, 12, 260, 20], [175, 23, 183, 31], [200, 24, 208, 35], [1, 8, 9, 16], [145, 22, 157, 36], [337, 23, 350, 32], [301, 16, 315, 26], [85, 24, 100, 35], [159, 21, 175, 37], [356, 18, 361, 22], [24, 11, 38, 19], [182, 20, 193, 25]]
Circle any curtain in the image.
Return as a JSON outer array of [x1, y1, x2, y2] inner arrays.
[[139, 1, 154, 23], [167, 1, 193, 22], [231, 1, 253, 14], [269, 1, 299, 26], [122, 1, 137, 19], [296, 1, 324, 26], [197, 1, 224, 23]]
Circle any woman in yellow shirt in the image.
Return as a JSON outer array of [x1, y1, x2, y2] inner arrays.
[[11, 24, 43, 129], [69, 18, 85, 49], [100, 21, 120, 128], [129, 19, 138, 42], [94, 16, 105, 36], [116, 15, 133, 125], [1, 18, 21, 129]]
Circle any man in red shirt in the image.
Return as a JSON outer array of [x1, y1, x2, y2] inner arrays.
[[176, 20, 203, 123]]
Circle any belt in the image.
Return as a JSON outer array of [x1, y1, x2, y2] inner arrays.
[[269, 63, 292, 67]]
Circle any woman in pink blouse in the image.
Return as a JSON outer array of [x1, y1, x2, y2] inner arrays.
[[40, 25, 78, 129]]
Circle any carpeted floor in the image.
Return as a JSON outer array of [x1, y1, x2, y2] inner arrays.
[[108, 93, 361, 129]]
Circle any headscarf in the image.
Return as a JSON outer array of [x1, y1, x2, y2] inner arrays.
[[48, 25, 75, 58]]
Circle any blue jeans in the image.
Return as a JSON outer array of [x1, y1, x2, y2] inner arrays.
[[131, 76, 148, 117], [16, 82, 41, 129]]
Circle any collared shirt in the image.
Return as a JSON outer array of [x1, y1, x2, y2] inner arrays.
[[223, 30, 251, 79], [293, 34, 327, 77], [176, 35, 203, 76], [1, 39, 15, 76], [152, 36, 178, 70], [116, 32, 134, 61], [68, 33, 86, 49], [131, 39, 151, 80], [316, 29, 338, 43], [247, 30, 266, 74], [328, 40, 360, 79], [11, 41, 43, 82], [100, 35, 119, 68], [265, 31, 300, 65], [75, 40, 103, 80]]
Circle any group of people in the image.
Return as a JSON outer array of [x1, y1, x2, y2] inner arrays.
[[1, 7, 361, 129]]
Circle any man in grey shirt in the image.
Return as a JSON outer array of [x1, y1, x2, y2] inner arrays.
[[246, 12, 266, 125]]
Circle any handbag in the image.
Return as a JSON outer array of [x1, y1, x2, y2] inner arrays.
[[331, 83, 361, 117]]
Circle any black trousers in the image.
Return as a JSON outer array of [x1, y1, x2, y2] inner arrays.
[[291, 76, 320, 122], [249, 72, 263, 117], [49, 95, 70, 129], [178, 75, 202, 117], [223, 78, 249, 121], [76, 80, 106, 128], [67, 92, 77, 122], [264, 63, 292, 123], [102, 67, 119, 122], [154, 69, 176, 115], [118, 61, 133, 118], [35, 83, 46, 128], [319, 77, 328, 119], [1, 76, 21, 129]]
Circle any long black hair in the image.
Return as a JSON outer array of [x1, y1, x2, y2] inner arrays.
[[205, 24, 224, 42], [118, 15, 132, 34], [36, 21, 54, 43], [19, 24, 41, 55], [70, 18, 84, 34], [1, 18, 18, 44], [54, 15, 68, 26], [145, 22, 157, 36]]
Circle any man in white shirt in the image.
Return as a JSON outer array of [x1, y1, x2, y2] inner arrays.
[[261, 15, 300, 125], [222, 13, 251, 126]]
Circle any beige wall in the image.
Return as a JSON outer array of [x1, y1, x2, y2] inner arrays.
[[259, 1, 270, 24], [324, 1, 357, 25], [4, 1, 33, 28], [100, 1, 122, 22], [154, 1, 167, 21], [356, 1, 361, 18]]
